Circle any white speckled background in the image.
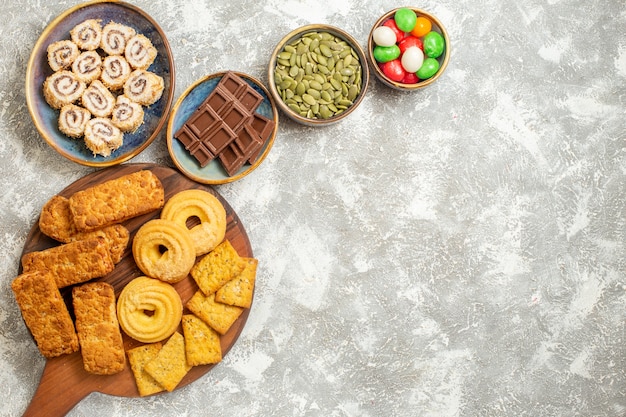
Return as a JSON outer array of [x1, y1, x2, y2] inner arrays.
[[1, 0, 625, 416]]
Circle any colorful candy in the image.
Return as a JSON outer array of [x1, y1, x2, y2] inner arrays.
[[423, 31, 445, 58], [400, 46, 424, 73], [416, 57, 440, 80], [372, 26, 397, 47], [394, 8, 417, 33], [373, 44, 400, 63], [371, 10, 446, 84]]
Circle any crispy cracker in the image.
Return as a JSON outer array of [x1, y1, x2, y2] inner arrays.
[[186, 290, 243, 335], [182, 314, 222, 366], [127, 342, 164, 396], [190, 240, 246, 295], [215, 257, 257, 308], [21, 236, 114, 288], [72, 282, 125, 375], [144, 332, 191, 392], [68, 170, 164, 232], [11, 271, 79, 358]]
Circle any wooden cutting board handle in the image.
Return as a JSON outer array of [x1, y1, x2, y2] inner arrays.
[[22, 355, 94, 417]]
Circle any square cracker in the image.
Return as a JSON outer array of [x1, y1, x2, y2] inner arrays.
[[127, 342, 164, 396], [191, 239, 246, 295], [144, 332, 191, 392], [215, 257, 257, 308], [186, 290, 244, 335], [182, 314, 222, 366]]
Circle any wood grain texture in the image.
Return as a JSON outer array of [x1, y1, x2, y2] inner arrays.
[[19, 163, 253, 417]]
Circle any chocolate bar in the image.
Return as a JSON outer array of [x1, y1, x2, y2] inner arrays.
[[174, 71, 275, 176]]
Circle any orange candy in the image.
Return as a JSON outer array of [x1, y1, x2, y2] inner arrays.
[[411, 16, 432, 38]]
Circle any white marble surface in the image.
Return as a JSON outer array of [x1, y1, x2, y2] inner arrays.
[[1, 0, 625, 416]]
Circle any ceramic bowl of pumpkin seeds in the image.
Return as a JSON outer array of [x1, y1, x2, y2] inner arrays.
[[268, 24, 369, 126]]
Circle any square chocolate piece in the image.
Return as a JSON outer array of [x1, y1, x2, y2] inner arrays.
[[235, 124, 263, 156], [202, 122, 237, 155], [188, 141, 215, 167], [236, 87, 263, 113], [221, 101, 251, 133], [187, 105, 221, 138], [219, 71, 248, 98], [249, 113, 275, 143], [218, 142, 246, 176], [174, 126, 201, 150], [205, 86, 235, 117]]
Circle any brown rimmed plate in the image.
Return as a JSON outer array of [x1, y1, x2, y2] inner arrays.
[[25, 1, 175, 167]]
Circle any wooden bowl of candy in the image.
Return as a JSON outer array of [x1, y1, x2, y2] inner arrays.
[[367, 7, 450, 90], [268, 24, 369, 126]]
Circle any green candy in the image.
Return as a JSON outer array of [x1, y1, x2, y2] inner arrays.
[[416, 57, 440, 79], [423, 31, 445, 58], [394, 8, 417, 32], [373, 44, 401, 63]]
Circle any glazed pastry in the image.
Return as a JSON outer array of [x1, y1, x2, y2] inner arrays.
[[71, 50, 102, 83], [111, 95, 144, 132], [100, 21, 136, 56], [81, 80, 115, 118], [70, 19, 102, 51], [116, 276, 183, 343], [124, 34, 157, 69], [83, 117, 123, 157], [124, 69, 164, 106], [132, 219, 196, 283], [43, 70, 86, 109], [100, 55, 131, 91], [58, 104, 91, 138], [47, 40, 79, 71], [160, 189, 227, 256]]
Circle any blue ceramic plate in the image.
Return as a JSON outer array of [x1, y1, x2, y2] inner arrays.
[[167, 72, 278, 184], [25, 0, 175, 167]]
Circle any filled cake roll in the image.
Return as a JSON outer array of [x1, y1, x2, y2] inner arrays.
[[84, 117, 123, 157], [58, 104, 91, 138], [43, 70, 86, 109], [124, 34, 157, 70], [100, 55, 131, 91], [81, 80, 115, 118], [47, 40, 79, 71], [100, 21, 136, 56], [70, 19, 102, 51], [124, 69, 164, 106], [112, 95, 144, 132], [72, 50, 102, 83]]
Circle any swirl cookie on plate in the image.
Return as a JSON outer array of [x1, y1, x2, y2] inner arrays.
[[40, 17, 165, 158]]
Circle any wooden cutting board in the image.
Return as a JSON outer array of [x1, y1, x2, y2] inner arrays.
[[18, 163, 253, 417]]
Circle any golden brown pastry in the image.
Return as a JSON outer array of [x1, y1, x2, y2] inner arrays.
[[72, 282, 126, 375], [21, 236, 115, 288], [68, 169, 164, 232], [11, 271, 79, 358]]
